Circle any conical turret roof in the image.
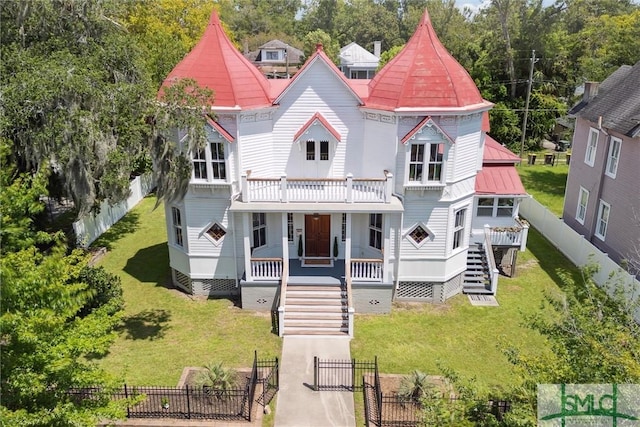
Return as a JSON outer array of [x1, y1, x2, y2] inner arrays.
[[160, 10, 272, 109], [367, 9, 483, 110]]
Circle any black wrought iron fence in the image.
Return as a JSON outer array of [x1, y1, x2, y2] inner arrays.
[[256, 355, 279, 405], [313, 356, 377, 391], [65, 352, 279, 422]]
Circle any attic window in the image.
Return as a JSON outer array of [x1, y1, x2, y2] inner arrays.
[[206, 223, 226, 242]]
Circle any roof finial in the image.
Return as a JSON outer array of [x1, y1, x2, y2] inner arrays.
[[316, 43, 324, 52]]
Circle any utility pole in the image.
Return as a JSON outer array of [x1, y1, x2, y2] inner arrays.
[[520, 49, 536, 162]]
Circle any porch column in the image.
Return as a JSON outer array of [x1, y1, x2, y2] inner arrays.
[[383, 213, 391, 282], [243, 212, 252, 281], [345, 213, 352, 280], [281, 212, 289, 268]]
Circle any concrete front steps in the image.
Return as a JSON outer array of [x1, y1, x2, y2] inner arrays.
[[463, 244, 493, 294], [283, 283, 349, 336]]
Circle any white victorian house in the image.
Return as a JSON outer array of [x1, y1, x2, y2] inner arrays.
[[160, 10, 529, 336]]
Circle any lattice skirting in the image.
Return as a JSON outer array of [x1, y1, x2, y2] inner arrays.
[[171, 269, 238, 297], [443, 273, 463, 300], [396, 281, 440, 302]]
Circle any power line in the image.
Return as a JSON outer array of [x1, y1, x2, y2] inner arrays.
[[520, 49, 537, 160]]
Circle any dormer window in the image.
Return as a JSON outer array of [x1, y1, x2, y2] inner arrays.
[[409, 142, 444, 183], [265, 50, 279, 60]]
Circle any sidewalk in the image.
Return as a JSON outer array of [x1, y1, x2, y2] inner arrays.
[[275, 336, 355, 427]]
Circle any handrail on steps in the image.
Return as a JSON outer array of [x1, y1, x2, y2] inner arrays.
[[277, 258, 288, 337], [483, 225, 500, 295], [346, 264, 355, 338]]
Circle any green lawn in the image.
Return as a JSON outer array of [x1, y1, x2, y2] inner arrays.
[[516, 152, 570, 216], [94, 190, 577, 419], [351, 229, 575, 392], [94, 196, 281, 386]]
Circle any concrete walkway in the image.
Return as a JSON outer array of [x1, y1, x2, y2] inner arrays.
[[275, 336, 355, 427]]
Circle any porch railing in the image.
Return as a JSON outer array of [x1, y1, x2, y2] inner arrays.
[[488, 217, 529, 251], [250, 258, 282, 281], [351, 258, 383, 282], [241, 173, 393, 204], [484, 226, 500, 295]]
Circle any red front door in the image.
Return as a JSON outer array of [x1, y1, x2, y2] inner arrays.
[[305, 215, 331, 257]]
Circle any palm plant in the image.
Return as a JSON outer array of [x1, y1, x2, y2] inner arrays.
[[397, 370, 432, 403], [196, 362, 235, 399]]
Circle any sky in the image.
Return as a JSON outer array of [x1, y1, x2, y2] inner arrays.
[[455, 0, 556, 15]]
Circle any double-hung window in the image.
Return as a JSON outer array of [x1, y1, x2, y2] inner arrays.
[[369, 213, 382, 250], [585, 128, 598, 166], [605, 137, 622, 178], [409, 143, 444, 183], [306, 140, 330, 161], [452, 208, 466, 250], [476, 197, 515, 217], [192, 141, 227, 181], [193, 149, 207, 180], [595, 200, 610, 240], [171, 207, 184, 247], [576, 187, 589, 224], [210, 142, 226, 180], [497, 198, 514, 217], [252, 213, 267, 248]]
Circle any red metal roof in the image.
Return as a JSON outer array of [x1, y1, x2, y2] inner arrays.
[[294, 112, 342, 142], [366, 9, 484, 110], [401, 116, 454, 144], [205, 116, 235, 142], [483, 135, 521, 164], [476, 165, 526, 195], [160, 10, 272, 109]]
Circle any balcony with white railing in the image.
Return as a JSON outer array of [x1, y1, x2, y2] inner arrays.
[[487, 217, 530, 251], [241, 172, 394, 204]]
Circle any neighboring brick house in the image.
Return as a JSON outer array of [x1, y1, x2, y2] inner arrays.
[[159, 9, 529, 336], [563, 61, 640, 275]]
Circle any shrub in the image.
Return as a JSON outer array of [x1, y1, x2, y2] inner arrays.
[[76, 265, 124, 317], [196, 362, 235, 399], [398, 370, 431, 402]]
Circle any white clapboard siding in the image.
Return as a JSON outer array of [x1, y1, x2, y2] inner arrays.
[[401, 194, 450, 257], [185, 197, 231, 254], [362, 117, 398, 179], [272, 61, 364, 178], [443, 177, 476, 202], [449, 131, 482, 182], [238, 118, 275, 177]]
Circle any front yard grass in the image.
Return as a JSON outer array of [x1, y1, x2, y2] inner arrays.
[[94, 193, 578, 425], [352, 228, 577, 391], [94, 196, 282, 386]]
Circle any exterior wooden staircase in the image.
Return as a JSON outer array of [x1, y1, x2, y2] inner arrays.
[[282, 281, 349, 336], [463, 244, 493, 294]]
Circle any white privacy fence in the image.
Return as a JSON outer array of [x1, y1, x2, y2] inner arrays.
[[73, 174, 155, 248], [519, 197, 640, 317]]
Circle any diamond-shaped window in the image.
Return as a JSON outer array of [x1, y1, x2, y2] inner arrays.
[[409, 225, 430, 244], [206, 223, 226, 242]]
